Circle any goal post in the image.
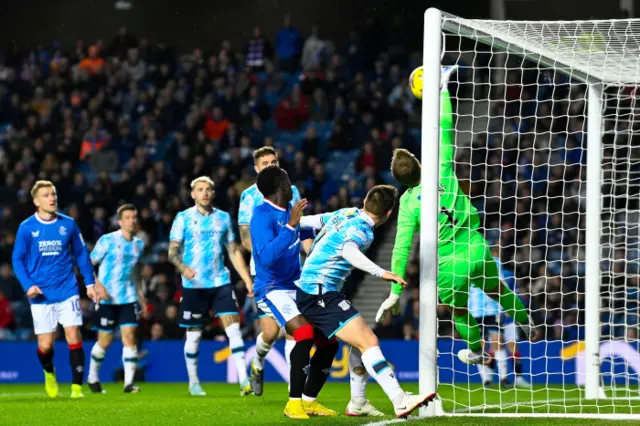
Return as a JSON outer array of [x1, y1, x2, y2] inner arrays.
[[419, 7, 640, 418]]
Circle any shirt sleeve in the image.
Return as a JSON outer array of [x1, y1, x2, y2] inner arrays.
[[391, 194, 420, 294], [342, 241, 385, 277], [343, 225, 369, 250], [251, 210, 297, 268], [224, 213, 236, 247], [238, 190, 254, 225], [440, 89, 455, 169], [11, 224, 35, 291], [299, 212, 334, 230], [292, 186, 302, 203], [169, 212, 184, 243], [137, 240, 146, 261], [300, 228, 317, 241], [71, 221, 95, 286], [90, 235, 108, 264]]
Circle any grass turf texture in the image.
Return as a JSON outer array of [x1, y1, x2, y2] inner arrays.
[[0, 383, 638, 425]]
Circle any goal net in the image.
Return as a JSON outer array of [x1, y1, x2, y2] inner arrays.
[[418, 9, 640, 419]]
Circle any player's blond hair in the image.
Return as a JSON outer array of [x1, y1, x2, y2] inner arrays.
[[391, 149, 421, 188], [30, 180, 56, 199], [190, 176, 215, 190]]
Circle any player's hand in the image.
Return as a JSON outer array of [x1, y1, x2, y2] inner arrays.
[[86, 285, 100, 304], [375, 293, 401, 323], [182, 266, 196, 280], [287, 199, 308, 228], [138, 298, 148, 317], [95, 281, 110, 301], [26, 285, 43, 299], [381, 271, 408, 287]]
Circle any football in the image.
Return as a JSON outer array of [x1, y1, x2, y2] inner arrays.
[[409, 66, 424, 100]]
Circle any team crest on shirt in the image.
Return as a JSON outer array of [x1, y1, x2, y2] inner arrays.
[[338, 300, 351, 311], [59, 226, 67, 236]]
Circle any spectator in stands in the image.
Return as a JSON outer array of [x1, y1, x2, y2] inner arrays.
[[245, 27, 272, 72], [275, 83, 309, 130], [275, 15, 302, 72]]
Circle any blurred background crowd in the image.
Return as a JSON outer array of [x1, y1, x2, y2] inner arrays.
[[0, 16, 634, 345]]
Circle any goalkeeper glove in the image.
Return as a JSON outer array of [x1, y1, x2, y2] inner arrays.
[[375, 293, 401, 323]]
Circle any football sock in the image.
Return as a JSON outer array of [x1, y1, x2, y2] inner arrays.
[[361, 346, 403, 404], [495, 348, 508, 381], [477, 363, 493, 383], [453, 313, 482, 352], [37, 347, 54, 374], [284, 338, 296, 370], [253, 332, 273, 371], [289, 324, 314, 399], [225, 323, 248, 384], [68, 343, 85, 386], [303, 334, 338, 399], [349, 347, 368, 406], [88, 343, 106, 383], [123, 346, 138, 386], [184, 330, 202, 385]]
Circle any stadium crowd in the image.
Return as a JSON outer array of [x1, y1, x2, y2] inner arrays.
[[1, 23, 631, 345]]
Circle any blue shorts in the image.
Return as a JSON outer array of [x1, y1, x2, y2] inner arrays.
[[180, 285, 238, 328], [296, 289, 360, 339], [96, 303, 139, 332]]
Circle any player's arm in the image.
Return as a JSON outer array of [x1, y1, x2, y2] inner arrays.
[[11, 224, 40, 298], [90, 236, 108, 266], [224, 214, 253, 295], [133, 262, 147, 311], [299, 212, 334, 230], [342, 241, 406, 286], [168, 213, 195, 278], [440, 87, 456, 168], [238, 191, 254, 253], [70, 221, 106, 303], [390, 196, 419, 295], [250, 211, 298, 267]]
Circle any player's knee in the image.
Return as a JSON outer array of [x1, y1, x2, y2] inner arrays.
[[98, 333, 113, 348], [64, 326, 81, 344], [38, 340, 54, 353]]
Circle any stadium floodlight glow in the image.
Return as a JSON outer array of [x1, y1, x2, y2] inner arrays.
[[420, 7, 640, 419]]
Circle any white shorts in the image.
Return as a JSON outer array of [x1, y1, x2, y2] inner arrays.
[[257, 289, 300, 327], [31, 295, 83, 335], [503, 321, 519, 343]]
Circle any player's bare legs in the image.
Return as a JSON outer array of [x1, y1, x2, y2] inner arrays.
[[283, 315, 337, 419], [251, 316, 295, 396], [63, 325, 85, 398], [335, 315, 435, 419], [219, 314, 251, 395], [37, 332, 58, 398], [88, 331, 113, 393]]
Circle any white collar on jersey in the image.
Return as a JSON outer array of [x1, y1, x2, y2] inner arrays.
[[34, 212, 58, 225], [264, 199, 286, 212], [358, 209, 375, 228]]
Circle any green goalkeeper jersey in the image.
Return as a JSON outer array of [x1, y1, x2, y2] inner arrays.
[[390, 90, 481, 295]]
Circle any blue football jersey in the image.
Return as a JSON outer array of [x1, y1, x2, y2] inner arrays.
[[296, 208, 375, 295], [91, 230, 145, 305], [12, 213, 94, 304], [238, 183, 301, 276], [170, 207, 236, 289]]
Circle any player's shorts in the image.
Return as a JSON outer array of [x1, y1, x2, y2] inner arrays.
[[180, 285, 238, 328], [257, 289, 301, 327], [95, 303, 139, 332], [503, 321, 519, 342], [296, 289, 360, 339], [475, 315, 500, 338], [438, 230, 500, 309], [31, 295, 83, 335], [256, 305, 269, 319]]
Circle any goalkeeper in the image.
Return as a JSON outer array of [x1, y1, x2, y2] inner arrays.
[[376, 66, 536, 364]]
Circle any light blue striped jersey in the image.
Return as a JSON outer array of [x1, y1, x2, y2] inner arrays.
[[170, 206, 236, 289], [296, 208, 374, 295], [91, 230, 145, 305], [238, 183, 301, 275]]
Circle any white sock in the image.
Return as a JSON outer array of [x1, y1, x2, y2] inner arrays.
[[477, 363, 493, 383], [284, 338, 296, 370], [225, 323, 248, 384], [495, 349, 509, 381], [349, 347, 368, 407], [253, 332, 274, 371], [88, 343, 106, 384], [122, 346, 138, 386], [361, 346, 403, 404], [185, 330, 202, 385]]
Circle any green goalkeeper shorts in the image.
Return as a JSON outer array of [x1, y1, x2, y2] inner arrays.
[[437, 230, 500, 309]]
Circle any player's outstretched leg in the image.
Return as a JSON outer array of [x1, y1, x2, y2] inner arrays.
[[301, 330, 339, 417], [88, 332, 112, 394], [121, 325, 140, 393], [488, 282, 537, 341], [336, 316, 435, 419], [65, 326, 85, 399], [345, 347, 384, 417], [184, 328, 206, 396], [250, 316, 281, 396], [37, 333, 58, 399], [285, 323, 314, 419], [220, 317, 251, 396], [452, 308, 491, 365]]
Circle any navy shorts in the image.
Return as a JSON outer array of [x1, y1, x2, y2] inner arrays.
[[180, 285, 239, 328], [296, 289, 360, 339], [475, 315, 500, 338], [96, 303, 138, 332]]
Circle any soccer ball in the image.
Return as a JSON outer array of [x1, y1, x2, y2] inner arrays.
[[409, 66, 424, 100]]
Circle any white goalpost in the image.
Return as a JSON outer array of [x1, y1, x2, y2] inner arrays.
[[419, 8, 640, 419]]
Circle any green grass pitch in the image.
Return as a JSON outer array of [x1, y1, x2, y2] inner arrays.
[[0, 382, 638, 425]]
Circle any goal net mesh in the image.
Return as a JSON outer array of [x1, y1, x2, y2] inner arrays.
[[432, 14, 640, 415]]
